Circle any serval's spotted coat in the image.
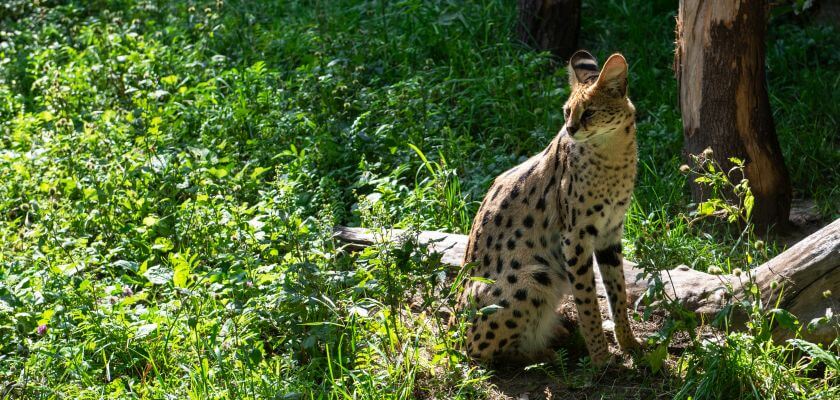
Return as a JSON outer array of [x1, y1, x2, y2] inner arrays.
[[457, 50, 640, 366]]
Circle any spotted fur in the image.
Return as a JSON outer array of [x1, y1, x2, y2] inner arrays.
[[457, 51, 640, 366]]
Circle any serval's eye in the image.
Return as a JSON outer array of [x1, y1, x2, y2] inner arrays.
[[581, 109, 595, 121]]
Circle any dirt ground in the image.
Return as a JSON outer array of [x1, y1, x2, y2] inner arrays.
[[485, 300, 681, 400]]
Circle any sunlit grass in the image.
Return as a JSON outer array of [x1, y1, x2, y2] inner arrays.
[[0, 0, 837, 398]]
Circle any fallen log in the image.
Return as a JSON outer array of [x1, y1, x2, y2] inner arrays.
[[334, 219, 839, 345]]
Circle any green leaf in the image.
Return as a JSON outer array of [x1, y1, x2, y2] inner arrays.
[[644, 344, 668, 373], [479, 304, 504, 315], [769, 308, 800, 331], [250, 166, 271, 181], [208, 167, 229, 179], [152, 237, 173, 252], [135, 323, 158, 339], [172, 258, 190, 288], [143, 265, 173, 285], [698, 202, 716, 216], [744, 193, 754, 220], [142, 215, 159, 227]]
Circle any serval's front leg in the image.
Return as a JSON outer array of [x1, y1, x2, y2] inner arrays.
[[595, 225, 640, 352], [564, 230, 610, 365]]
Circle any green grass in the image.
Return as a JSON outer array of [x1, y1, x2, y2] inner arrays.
[[0, 0, 838, 398]]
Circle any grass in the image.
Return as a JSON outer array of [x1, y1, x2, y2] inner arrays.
[[0, 0, 837, 398]]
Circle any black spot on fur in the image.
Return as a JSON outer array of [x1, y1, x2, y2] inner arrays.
[[505, 320, 518, 329], [511, 260, 521, 270], [483, 255, 490, 267], [490, 322, 499, 329], [492, 287, 502, 297], [507, 275, 517, 284], [575, 257, 593, 276], [595, 245, 622, 266], [486, 236, 493, 248], [533, 255, 549, 265], [514, 289, 527, 301], [498, 339, 508, 347], [523, 215, 534, 228], [486, 331, 495, 340], [515, 229, 523, 238], [496, 257, 504, 273], [513, 310, 523, 318], [575, 244, 583, 256], [491, 186, 502, 200], [536, 198, 546, 211], [506, 218, 513, 228], [586, 225, 598, 236], [510, 185, 520, 199], [567, 257, 578, 267], [525, 240, 535, 248], [575, 283, 584, 290], [478, 342, 490, 350], [593, 204, 603, 211], [531, 298, 543, 308], [494, 214, 502, 226], [533, 272, 551, 286], [544, 176, 556, 195], [507, 239, 516, 250], [501, 199, 510, 209], [499, 299, 510, 308]]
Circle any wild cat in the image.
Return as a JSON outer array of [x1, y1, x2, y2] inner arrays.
[[457, 51, 640, 366]]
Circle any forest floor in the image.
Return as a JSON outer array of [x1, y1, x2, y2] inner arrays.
[[1, 1, 838, 399]]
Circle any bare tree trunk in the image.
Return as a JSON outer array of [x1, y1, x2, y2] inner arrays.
[[675, 0, 792, 230], [517, 0, 581, 60], [335, 219, 840, 345]]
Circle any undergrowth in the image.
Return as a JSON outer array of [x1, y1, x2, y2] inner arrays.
[[0, 0, 837, 399]]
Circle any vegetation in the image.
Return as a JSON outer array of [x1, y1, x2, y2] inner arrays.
[[0, 0, 837, 398]]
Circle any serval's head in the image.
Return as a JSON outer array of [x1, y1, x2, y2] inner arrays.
[[562, 50, 635, 142]]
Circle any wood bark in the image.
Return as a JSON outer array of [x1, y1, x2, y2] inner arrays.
[[517, 0, 581, 60], [675, 0, 792, 230], [334, 218, 840, 345]]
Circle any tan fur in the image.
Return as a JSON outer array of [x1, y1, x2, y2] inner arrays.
[[456, 51, 640, 366]]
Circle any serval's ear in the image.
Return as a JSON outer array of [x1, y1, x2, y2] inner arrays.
[[568, 50, 599, 89], [595, 53, 628, 97]]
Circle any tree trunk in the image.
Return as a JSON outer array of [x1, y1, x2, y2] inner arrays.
[[517, 0, 581, 60], [334, 218, 840, 345], [675, 0, 792, 230]]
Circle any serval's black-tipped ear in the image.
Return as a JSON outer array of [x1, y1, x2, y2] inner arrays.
[[568, 50, 599, 89], [595, 53, 628, 97]]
